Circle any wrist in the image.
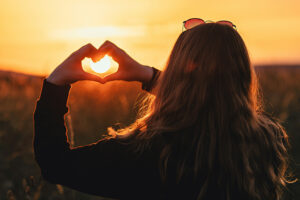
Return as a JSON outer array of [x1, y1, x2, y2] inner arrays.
[[46, 74, 67, 86], [139, 65, 154, 82]]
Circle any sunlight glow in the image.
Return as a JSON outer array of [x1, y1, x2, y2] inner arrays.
[[90, 55, 111, 73], [1, 0, 300, 75], [82, 55, 119, 76], [50, 26, 145, 40]]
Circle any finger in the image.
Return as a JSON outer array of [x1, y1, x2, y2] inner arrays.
[[76, 43, 98, 60], [96, 40, 121, 62], [81, 72, 104, 84], [98, 40, 117, 52], [103, 72, 121, 83]]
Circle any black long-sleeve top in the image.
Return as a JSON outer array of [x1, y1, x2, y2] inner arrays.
[[34, 70, 186, 200]]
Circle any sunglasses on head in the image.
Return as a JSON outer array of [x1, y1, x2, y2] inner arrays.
[[182, 18, 237, 31]]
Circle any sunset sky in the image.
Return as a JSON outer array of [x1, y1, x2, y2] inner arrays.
[[0, 0, 299, 75]]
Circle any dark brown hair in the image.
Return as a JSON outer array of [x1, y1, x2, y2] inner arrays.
[[110, 23, 290, 199]]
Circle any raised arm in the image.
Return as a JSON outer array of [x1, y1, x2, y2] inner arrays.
[[34, 43, 161, 199], [34, 80, 162, 198]]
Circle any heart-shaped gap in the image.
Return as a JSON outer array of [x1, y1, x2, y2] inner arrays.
[[82, 55, 119, 77]]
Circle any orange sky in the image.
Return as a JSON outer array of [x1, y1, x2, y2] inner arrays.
[[0, 0, 300, 75]]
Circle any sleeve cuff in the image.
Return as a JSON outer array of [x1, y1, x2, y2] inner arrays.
[[141, 67, 160, 92], [37, 79, 71, 114]]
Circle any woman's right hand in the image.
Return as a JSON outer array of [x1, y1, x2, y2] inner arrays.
[[97, 41, 154, 83]]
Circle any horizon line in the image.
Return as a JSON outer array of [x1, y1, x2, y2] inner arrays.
[[1, 63, 300, 78]]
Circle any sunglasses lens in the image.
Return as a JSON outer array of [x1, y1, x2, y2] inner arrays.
[[217, 20, 236, 29], [184, 18, 205, 30]]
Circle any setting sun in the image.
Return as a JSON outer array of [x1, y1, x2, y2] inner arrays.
[[82, 55, 118, 76], [90, 55, 111, 73]]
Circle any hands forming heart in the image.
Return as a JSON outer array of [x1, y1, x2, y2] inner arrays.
[[47, 41, 153, 86]]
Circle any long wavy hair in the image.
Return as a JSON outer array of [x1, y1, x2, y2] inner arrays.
[[109, 23, 290, 199]]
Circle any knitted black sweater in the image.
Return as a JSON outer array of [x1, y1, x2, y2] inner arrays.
[[33, 69, 195, 200]]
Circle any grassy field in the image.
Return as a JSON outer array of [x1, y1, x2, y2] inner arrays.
[[0, 65, 299, 199]]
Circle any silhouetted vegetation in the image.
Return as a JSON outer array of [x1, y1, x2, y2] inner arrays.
[[0, 65, 299, 199]]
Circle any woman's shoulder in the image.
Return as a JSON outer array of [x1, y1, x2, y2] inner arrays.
[[101, 134, 164, 160]]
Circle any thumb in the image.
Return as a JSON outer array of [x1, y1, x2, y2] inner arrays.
[[103, 72, 121, 83], [82, 72, 104, 84]]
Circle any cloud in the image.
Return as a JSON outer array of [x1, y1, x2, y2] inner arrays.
[[49, 25, 147, 40]]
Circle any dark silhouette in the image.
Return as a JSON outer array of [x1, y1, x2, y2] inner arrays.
[[34, 21, 291, 200]]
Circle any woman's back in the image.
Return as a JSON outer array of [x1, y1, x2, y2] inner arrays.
[[118, 113, 288, 200]]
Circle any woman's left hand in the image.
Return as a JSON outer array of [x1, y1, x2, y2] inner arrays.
[[47, 43, 103, 85]]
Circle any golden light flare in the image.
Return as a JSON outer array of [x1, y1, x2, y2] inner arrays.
[[82, 55, 119, 76], [90, 55, 111, 73]]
